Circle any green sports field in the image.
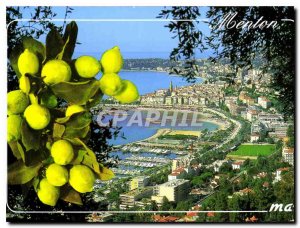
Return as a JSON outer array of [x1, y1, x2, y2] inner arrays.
[[227, 144, 276, 158]]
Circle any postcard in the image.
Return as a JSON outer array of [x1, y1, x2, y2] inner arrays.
[[6, 6, 295, 223]]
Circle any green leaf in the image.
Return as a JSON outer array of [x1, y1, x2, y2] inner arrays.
[[8, 141, 23, 160], [72, 138, 100, 173], [56, 36, 70, 60], [50, 80, 100, 105], [44, 28, 64, 63], [22, 37, 45, 62], [86, 89, 103, 109], [56, 22, 78, 61], [71, 149, 87, 165], [82, 153, 95, 170], [66, 112, 92, 129], [60, 187, 83, 205], [20, 121, 41, 151], [56, 111, 91, 129], [32, 176, 40, 192], [9, 44, 23, 78], [24, 149, 49, 167], [61, 21, 78, 61], [16, 142, 26, 162], [63, 125, 90, 139], [8, 160, 42, 185], [53, 123, 65, 139]]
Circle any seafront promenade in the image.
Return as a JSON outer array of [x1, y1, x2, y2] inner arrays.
[[101, 104, 237, 177]]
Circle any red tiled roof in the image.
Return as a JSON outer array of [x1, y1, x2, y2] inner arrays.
[[166, 216, 179, 222], [157, 219, 168, 222], [263, 182, 269, 188], [283, 147, 294, 154], [153, 215, 179, 222], [233, 161, 243, 165], [250, 215, 258, 222], [277, 167, 289, 172], [174, 167, 185, 172], [187, 212, 198, 217], [207, 212, 215, 217], [248, 110, 258, 115], [240, 188, 254, 194], [153, 215, 161, 221]]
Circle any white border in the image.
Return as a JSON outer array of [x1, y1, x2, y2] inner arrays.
[[5, 16, 295, 215]]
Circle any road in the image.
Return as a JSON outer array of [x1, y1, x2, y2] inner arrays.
[[204, 108, 242, 150]]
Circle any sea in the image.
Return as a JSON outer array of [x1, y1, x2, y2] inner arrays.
[[92, 70, 218, 176]]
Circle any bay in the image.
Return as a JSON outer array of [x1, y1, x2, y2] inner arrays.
[[96, 70, 202, 95]]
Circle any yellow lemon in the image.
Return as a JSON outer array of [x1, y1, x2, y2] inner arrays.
[[65, 105, 85, 117], [19, 75, 31, 94], [24, 104, 50, 130], [51, 140, 74, 165], [37, 178, 60, 206], [113, 80, 139, 104], [99, 73, 123, 96], [69, 165, 95, 193], [18, 49, 39, 75], [75, 56, 101, 78], [7, 115, 22, 143], [41, 60, 72, 85], [46, 163, 69, 186], [7, 90, 29, 115], [100, 46, 123, 73]]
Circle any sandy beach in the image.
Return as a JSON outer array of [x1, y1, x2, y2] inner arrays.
[[136, 107, 228, 130]]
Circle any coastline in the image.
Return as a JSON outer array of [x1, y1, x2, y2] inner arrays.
[[135, 107, 227, 130], [121, 69, 203, 79]]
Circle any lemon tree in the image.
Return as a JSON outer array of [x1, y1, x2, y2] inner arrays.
[[7, 21, 140, 207]]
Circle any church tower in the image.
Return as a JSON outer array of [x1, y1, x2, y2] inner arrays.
[[169, 81, 173, 92]]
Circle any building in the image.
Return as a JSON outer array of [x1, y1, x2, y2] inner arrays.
[[251, 121, 264, 134], [227, 102, 243, 116], [86, 213, 114, 222], [151, 179, 190, 203], [168, 167, 187, 181], [207, 159, 228, 172], [282, 147, 294, 165], [119, 187, 153, 209], [274, 167, 289, 182], [152, 215, 180, 222], [241, 110, 247, 119], [232, 161, 244, 170], [258, 113, 283, 123], [130, 176, 150, 191], [234, 187, 254, 196], [258, 96, 272, 109], [172, 156, 190, 171], [247, 109, 258, 122], [250, 133, 260, 142]]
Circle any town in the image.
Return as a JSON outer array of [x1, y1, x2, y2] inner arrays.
[[87, 61, 294, 223]]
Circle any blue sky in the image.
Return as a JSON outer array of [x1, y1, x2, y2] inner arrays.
[[23, 6, 211, 58]]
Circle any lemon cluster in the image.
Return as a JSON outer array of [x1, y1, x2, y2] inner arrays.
[[38, 138, 96, 206], [7, 49, 51, 141], [73, 46, 139, 103], [8, 46, 136, 207], [98, 46, 140, 103]]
